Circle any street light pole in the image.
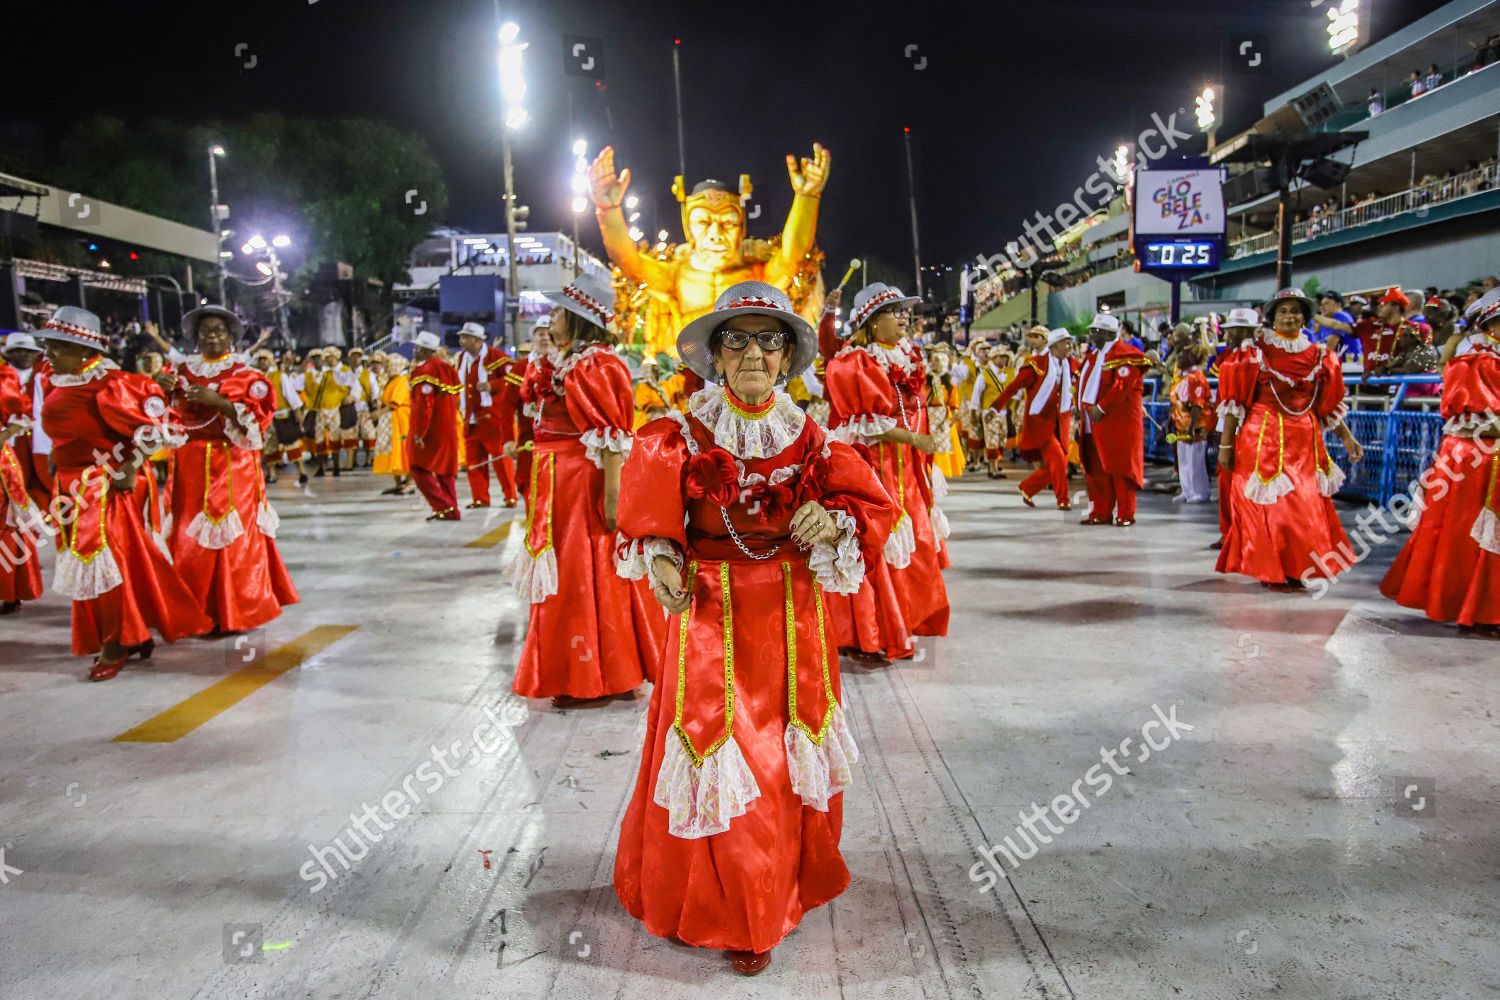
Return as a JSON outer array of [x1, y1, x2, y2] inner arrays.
[[503, 136, 520, 348], [268, 246, 290, 346], [208, 145, 226, 306], [902, 128, 924, 300]]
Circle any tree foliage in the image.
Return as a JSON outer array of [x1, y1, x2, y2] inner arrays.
[[48, 114, 448, 289]]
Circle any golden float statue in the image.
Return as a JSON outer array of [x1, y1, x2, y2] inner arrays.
[[588, 143, 830, 357]]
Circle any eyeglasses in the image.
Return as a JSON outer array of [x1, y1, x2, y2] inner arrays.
[[717, 329, 788, 352]]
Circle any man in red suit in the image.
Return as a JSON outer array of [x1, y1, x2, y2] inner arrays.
[[1076, 313, 1151, 526], [455, 321, 519, 508], [407, 331, 462, 521], [989, 328, 1077, 508]]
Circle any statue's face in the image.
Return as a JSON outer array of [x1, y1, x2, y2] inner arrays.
[[687, 204, 743, 271]]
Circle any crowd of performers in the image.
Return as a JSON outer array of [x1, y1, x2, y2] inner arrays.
[[2, 271, 1496, 974]]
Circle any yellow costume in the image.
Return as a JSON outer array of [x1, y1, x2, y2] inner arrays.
[[373, 373, 411, 476]]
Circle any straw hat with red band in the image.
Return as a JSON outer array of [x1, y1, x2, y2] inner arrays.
[[849, 282, 921, 331], [1262, 288, 1316, 322], [40, 306, 107, 351], [545, 271, 616, 331], [676, 280, 817, 383]]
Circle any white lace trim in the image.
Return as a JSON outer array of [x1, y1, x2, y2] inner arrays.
[[50, 358, 120, 387], [1472, 507, 1500, 556], [1444, 412, 1500, 437], [257, 501, 280, 538], [553, 343, 615, 392], [831, 413, 898, 446], [1316, 461, 1346, 497], [615, 534, 683, 591], [54, 546, 124, 601], [1258, 328, 1313, 353], [653, 733, 761, 839], [183, 353, 248, 379], [687, 385, 806, 460], [4, 414, 33, 434], [1320, 401, 1350, 431], [784, 704, 859, 811], [134, 422, 187, 454], [884, 511, 916, 567], [506, 543, 559, 604], [223, 401, 265, 451], [807, 509, 863, 594], [185, 508, 245, 550], [580, 427, 634, 470], [1216, 400, 1247, 423], [930, 504, 952, 541], [1243, 472, 1296, 505], [836, 339, 917, 373], [931, 465, 949, 503]]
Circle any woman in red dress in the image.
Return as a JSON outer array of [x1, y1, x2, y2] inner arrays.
[[614, 281, 895, 975], [506, 273, 662, 705], [38, 307, 211, 679], [1380, 298, 1500, 635], [157, 306, 298, 632], [823, 282, 949, 657], [1216, 289, 1366, 591], [0, 360, 44, 614]]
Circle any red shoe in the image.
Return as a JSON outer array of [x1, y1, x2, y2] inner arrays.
[[1114, 518, 1136, 527], [847, 649, 892, 667], [1080, 516, 1108, 525], [1057, 500, 1072, 510], [465, 501, 488, 509], [1209, 539, 1224, 550], [729, 949, 772, 976], [89, 654, 127, 681], [504, 498, 518, 508], [1019, 491, 1036, 508], [1472, 623, 1500, 638]]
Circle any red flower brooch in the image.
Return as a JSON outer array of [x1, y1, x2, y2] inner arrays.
[[684, 449, 740, 506]]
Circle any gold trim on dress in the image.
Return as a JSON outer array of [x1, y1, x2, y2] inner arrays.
[[671, 560, 736, 767]]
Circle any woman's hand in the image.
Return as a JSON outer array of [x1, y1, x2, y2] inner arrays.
[[911, 433, 940, 455], [184, 383, 227, 409], [651, 556, 691, 614], [1344, 436, 1365, 464], [503, 440, 518, 460], [603, 489, 619, 531], [110, 465, 139, 494], [153, 371, 179, 393], [789, 501, 839, 548], [1217, 440, 1234, 471]]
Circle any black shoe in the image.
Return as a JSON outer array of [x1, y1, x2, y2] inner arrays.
[[298, 473, 309, 485], [313, 468, 326, 478]]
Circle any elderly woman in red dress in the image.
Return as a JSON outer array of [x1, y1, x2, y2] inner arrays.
[[613, 281, 896, 976], [506, 272, 662, 706], [0, 360, 43, 614], [1216, 289, 1365, 591], [822, 282, 950, 660], [37, 307, 211, 680], [1381, 295, 1500, 635], [155, 306, 298, 632]]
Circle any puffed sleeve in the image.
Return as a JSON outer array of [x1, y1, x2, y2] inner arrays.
[[1315, 347, 1349, 428], [0, 366, 30, 433], [1215, 350, 1256, 423], [826, 352, 898, 444], [97, 371, 186, 455], [564, 352, 634, 468], [1440, 354, 1500, 433], [615, 415, 689, 589], [216, 367, 276, 450], [804, 436, 897, 593]]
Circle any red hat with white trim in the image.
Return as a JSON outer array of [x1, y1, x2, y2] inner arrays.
[[676, 280, 817, 383], [849, 282, 921, 330], [40, 306, 106, 351], [546, 272, 615, 331]]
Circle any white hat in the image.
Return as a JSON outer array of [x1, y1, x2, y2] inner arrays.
[[2, 332, 40, 354], [676, 280, 817, 383], [1045, 328, 1073, 347], [849, 282, 921, 330], [39, 306, 107, 351], [532, 314, 551, 331], [1088, 312, 1121, 334], [1464, 287, 1500, 321], [458, 321, 487, 339], [1223, 307, 1260, 329], [546, 272, 615, 330], [413, 330, 441, 351]]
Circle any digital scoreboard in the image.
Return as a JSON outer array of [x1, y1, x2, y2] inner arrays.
[[1140, 241, 1219, 268], [1130, 166, 1227, 278]]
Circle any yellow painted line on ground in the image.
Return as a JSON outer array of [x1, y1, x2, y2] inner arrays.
[[466, 519, 514, 549], [112, 625, 360, 743]]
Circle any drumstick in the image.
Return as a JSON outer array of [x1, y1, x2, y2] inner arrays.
[[836, 258, 862, 292]]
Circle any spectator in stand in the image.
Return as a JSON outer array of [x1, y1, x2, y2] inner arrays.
[[1424, 64, 1443, 91], [1312, 291, 1355, 341], [1367, 87, 1384, 116], [1408, 70, 1426, 98], [1120, 319, 1144, 352], [1468, 34, 1499, 71]]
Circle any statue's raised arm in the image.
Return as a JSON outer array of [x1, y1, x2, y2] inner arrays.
[[589, 146, 667, 289], [767, 143, 830, 286]]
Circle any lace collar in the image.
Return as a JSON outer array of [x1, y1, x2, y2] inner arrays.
[[688, 384, 806, 460], [840, 338, 916, 372], [555, 343, 614, 382], [50, 356, 119, 387], [183, 352, 247, 379], [1258, 327, 1312, 354]]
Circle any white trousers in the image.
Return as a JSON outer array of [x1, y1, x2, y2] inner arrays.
[[1176, 440, 1210, 502]]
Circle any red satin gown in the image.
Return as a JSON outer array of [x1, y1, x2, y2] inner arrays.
[[42, 357, 212, 655], [1381, 338, 1500, 625], [508, 344, 662, 698], [613, 384, 896, 952], [0, 365, 43, 603], [167, 353, 298, 632], [825, 338, 950, 643], [1215, 332, 1352, 584]]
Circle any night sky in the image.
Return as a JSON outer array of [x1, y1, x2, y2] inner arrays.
[[8, 0, 1453, 288]]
